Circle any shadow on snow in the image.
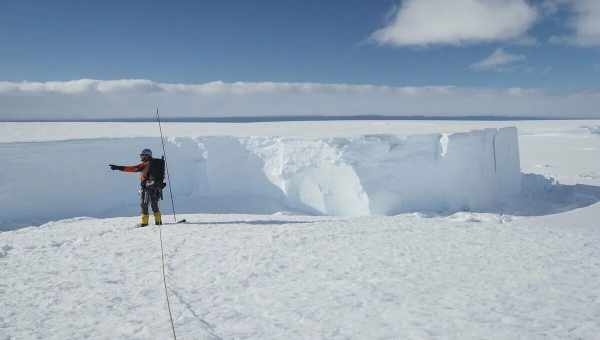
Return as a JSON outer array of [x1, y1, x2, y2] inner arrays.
[[496, 173, 600, 216]]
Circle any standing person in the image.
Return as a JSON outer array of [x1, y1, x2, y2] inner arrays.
[[109, 148, 165, 227]]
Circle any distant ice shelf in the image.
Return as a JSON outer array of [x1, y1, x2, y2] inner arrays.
[[1, 127, 521, 227]]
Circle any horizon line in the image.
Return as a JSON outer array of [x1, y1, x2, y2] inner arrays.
[[1, 114, 598, 123]]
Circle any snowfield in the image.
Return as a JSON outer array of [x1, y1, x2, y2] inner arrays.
[[3, 211, 600, 339], [2, 120, 600, 339]]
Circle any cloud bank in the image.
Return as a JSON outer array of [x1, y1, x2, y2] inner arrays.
[[0, 79, 450, 96], [370, 0, 538, 47], [0, 79, 599, 119]]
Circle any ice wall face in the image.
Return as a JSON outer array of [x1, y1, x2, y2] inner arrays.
[[433, 127, 521, 212], [238, 127, 520, 216], [258, 127, 520, 216], [1, 128, 521, 227]]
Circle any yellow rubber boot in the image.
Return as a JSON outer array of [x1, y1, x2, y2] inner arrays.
[[141, 214, 149, 226], [154, 212, 162, 225]]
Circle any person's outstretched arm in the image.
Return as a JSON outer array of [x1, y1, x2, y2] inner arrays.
[[109, 163, 145, 172]]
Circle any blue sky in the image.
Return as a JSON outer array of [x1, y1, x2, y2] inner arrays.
[[1, 0, 600, 118]]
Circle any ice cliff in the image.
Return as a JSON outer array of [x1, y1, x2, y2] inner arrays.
[[1, 127, 521, 227]]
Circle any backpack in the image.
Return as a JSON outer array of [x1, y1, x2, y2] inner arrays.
[[149, 157, 166, 187]]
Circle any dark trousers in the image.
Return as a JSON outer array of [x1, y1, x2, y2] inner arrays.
[[141, 187, 160, 215]]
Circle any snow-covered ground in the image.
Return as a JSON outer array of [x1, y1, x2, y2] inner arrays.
[[2, 120, 600, 339], [0, 120, 593, 142], [3, 210, 600, 339]]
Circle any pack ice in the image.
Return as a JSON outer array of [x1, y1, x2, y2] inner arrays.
[[1, 127, 520, 227]]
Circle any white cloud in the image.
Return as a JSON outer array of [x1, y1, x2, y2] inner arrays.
[[540, 0, 569, 15], [470, 48, 526, 71], [0, 79, 453, 96], [370, 0, 538, 47], [546, 0, 600, 46], [0, 79, 162, 95], [0, 79, 599, 119], [561, 0, 600, 46]]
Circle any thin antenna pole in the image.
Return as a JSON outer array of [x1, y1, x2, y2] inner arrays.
[[156, 107, 178, 223]]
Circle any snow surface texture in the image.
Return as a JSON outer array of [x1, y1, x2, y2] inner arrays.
[[1, 128, 520, 227], [2, 210, 600, 339]]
